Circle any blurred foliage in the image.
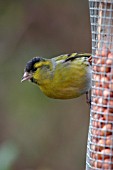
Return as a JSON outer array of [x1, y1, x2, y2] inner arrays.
[[0, 0, 91, 170]]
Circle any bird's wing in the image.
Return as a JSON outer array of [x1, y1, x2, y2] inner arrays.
[[64, 53, 91, 62], [53, 53, 91, 64]]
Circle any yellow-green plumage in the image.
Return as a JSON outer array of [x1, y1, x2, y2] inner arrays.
[[21, 53, 91, 99]]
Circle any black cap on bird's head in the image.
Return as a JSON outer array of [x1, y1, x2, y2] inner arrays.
[[21, 57, 43, 82], [25, 57, 41, 72]]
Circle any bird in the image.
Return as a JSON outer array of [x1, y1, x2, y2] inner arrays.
[[21, 52, 92, 103]]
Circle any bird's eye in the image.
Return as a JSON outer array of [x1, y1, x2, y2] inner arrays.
[[32, 67, 37, 72]]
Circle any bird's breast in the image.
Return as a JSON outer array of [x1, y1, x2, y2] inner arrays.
[[38, 63, 91, 99]]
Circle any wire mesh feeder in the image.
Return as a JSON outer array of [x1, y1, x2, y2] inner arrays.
[[86, 0, 113, 169]]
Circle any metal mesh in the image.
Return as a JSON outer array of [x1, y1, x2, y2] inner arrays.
[[86, 0, 113, 169]]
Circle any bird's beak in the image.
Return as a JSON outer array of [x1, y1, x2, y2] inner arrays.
[[21, 72, 32, 82]]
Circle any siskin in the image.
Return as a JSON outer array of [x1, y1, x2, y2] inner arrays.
[[21, 53, 92, 102]]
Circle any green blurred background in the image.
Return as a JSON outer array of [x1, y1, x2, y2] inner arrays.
[[0, 0, 91, 170]]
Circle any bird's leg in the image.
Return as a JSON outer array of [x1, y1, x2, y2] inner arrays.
[[86, 91, 91, 106], [88, 56, 92, 65]]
